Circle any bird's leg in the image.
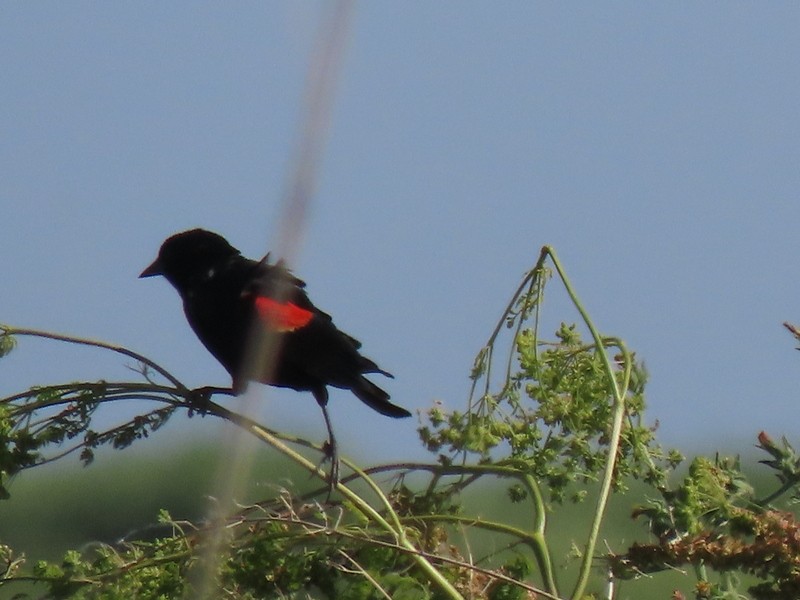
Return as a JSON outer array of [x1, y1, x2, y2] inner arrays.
[[313, 387, 339, 494], [320, 402, 339, 489]]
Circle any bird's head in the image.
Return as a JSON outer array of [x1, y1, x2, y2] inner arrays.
[[140, 228, 240, 290]]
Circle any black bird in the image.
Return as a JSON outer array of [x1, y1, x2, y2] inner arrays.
[[140, 228, 410, 483]]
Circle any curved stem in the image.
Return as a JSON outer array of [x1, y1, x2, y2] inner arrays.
[[237, 513, 560, 600], [200, 399, 464, 600], [334, 460, 558, 595], [1, 326, 186, 391], [407, 509, 556, 590], [543, 247, 629, 600], [756, 477, 800, 507]]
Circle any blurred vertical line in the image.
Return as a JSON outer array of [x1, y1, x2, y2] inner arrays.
[[193, 2, 355, 597], [274, 0, 355, 261]]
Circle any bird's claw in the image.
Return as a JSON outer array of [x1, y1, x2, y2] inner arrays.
[[186, 386, 232, 416], [316, 441, 339, 497], [186, 387, 211, 416]]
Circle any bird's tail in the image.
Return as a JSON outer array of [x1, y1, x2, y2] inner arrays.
[[352, 377, 411, 418], [359, 356, 395, 379]]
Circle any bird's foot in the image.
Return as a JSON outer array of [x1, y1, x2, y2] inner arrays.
[[186, 386, 233, 416], [317, 440, 339, 499]]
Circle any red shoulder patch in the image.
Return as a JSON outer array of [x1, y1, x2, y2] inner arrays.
[[254, 296, 314, 332]]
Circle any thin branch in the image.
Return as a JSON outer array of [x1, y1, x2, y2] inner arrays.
[[1, 326, 186, 391], [335, 550, 394, 600]]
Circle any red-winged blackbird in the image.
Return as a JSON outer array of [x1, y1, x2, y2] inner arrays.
[[140, 228, 410, 482]]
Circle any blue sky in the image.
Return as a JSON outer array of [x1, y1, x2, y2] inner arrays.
[[2, 3, 799, 468]]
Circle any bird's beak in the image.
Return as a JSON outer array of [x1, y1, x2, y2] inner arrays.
[[139, 258, 163, 278]]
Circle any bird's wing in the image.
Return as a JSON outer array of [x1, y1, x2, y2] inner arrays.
[[243, 258, 336, 333]]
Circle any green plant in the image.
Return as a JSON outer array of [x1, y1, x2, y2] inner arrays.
[[1, 247, 799, 599]]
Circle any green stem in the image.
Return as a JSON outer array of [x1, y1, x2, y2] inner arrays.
[[525, 473, 557, 593], [756, 476, 800, 507], [1, 326, 186, 391], [287, 520, 559, 600], [542, 247, 629, 600], [204, 401, 465, 600], [348, 461, 558, 595], [407, 509, 555, 592]]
